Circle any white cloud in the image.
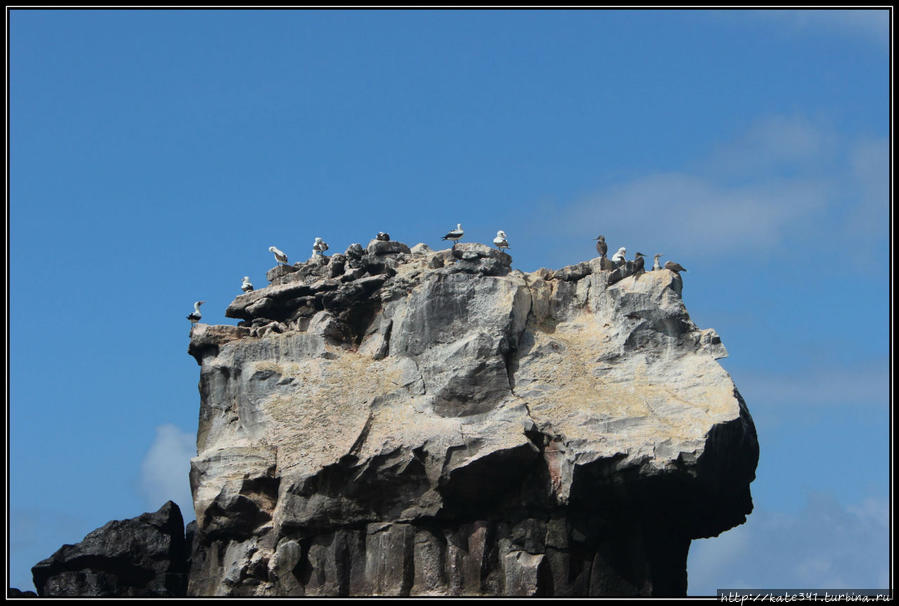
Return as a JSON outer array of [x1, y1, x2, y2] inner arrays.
[[688, 493, 890, 595], [772, 10, 888, 46], [722, 10, 889, 48], [847, 497, 890, 528], [545, 115, 886, 264], [557, 172, 830, 258], [705, 115, 837, 177], [736, 364, 888, 410], [139, 424, 196, 522]]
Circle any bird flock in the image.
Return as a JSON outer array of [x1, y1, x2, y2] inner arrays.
[[595, 234, 686, 275], [187, 227, 685, 326]]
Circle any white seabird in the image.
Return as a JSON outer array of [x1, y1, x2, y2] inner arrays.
[[241, 276, 254, 292], [611, 246, 627, 266], [187, 300, 205, 325], [493, 230, 510, 251], [442, 223, 464, 246], [652, 254, 662, 271], [313, 237, 329, 256], [269, 246, 288, 265]]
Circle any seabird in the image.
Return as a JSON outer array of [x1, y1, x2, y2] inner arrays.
[[313, 237, 329, 256], [611, 246, 627, 266], [269, 246, 288, 265], [594, 235, 608, 258], [652, 254, 662, 271], [664, 260, 687, 274], [376, 232, 390, 241], [633, 252, 646, 274], [241, 276, 254, 292], [442, 223, 464, 246], [493, 230, 510, 252], [187, 301, 205, 325]]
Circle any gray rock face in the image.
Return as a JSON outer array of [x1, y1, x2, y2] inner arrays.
[[367, 239, 411, 256], [31, 501, 188, 597], [187, 242, 758, 597]]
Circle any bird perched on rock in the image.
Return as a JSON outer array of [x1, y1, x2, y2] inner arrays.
[[633, 252, 646, 274], [313, 237, 329, 256], [269, 246, 288, 265], [652, 254, 662, 271], [611, 246, 627, 266], [187, 301, 205, 325], [594, 235, 608, 258], [493, 230, 510, 252], [664, 260, 687, 274], [376, 232, 390, 241], [241, 276, 254, 292], [442, 223, 464, 246]]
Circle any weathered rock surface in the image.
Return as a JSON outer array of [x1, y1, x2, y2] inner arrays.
[[367, 239, 411, 256], [31, 501, 189, 597], [186, 241, 758, 597]]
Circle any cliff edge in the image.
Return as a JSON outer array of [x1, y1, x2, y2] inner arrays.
[[186, 241, 759, 597]]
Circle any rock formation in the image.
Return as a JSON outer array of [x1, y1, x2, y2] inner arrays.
[[31, 501, 189, 597], [7, 588, 37, 597], [186, 240, 759, 597]]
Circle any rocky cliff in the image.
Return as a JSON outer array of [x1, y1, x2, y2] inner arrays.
[[31, 501, 189, 597], [186, 241, 759, 597]]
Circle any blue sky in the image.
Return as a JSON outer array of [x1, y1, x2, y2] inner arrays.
[[8, 9, 890, 595]]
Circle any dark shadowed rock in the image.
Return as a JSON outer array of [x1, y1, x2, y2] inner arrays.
[[551, 262, 592, 282], [8, 588, 37, 597], [345, 243, 365, 259], [327, 253, 347, 278], [31, 501, 188, 597]]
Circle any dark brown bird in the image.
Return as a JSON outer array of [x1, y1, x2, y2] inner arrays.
[[664, 260, 687, 273], [633, 252, 646, 273], [376, 232, 390, 241], [594, 235, 608, 258]]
